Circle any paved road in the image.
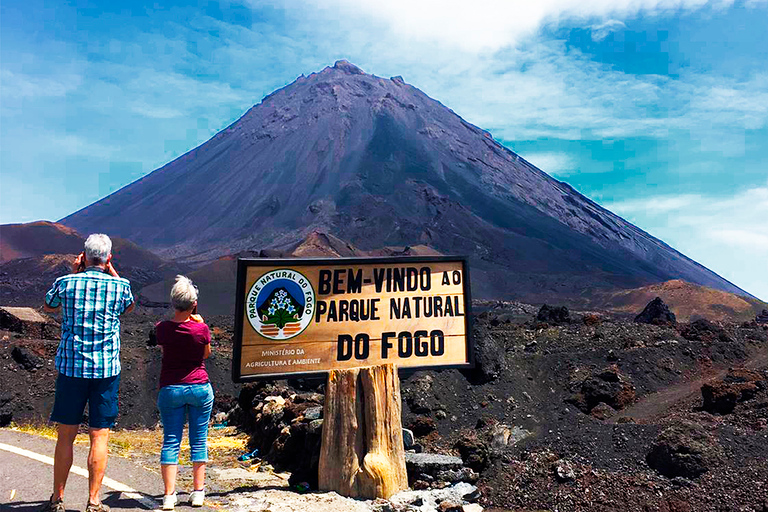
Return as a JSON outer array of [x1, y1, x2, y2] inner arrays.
[[0, 429, 185, 512]]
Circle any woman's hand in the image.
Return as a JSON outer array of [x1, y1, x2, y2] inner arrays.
[[190, 314, 204, 323]]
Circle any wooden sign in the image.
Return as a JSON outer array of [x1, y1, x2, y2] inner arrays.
[[232, 256, 472, 381]]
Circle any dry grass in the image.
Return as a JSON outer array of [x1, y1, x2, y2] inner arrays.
[[9, 423, 248, 467]]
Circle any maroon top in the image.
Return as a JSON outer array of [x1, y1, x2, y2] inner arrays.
[[156, 320, 211, 388]]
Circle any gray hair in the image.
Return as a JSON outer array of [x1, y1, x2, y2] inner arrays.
[[84, 234, 112, 264], [171, 275, 198, 311]]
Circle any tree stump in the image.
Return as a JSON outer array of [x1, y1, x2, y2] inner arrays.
[[318, 363, 408, 499]]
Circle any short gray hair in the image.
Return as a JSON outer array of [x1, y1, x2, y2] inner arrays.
[[171, 275, 198, 311], [84, 234, 112, 264]]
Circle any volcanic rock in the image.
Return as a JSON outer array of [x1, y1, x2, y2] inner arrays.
[[465, 323, 506, 383], [0, 306, 57, 339], [536, 304, 570, 325], [454, 434, 490, 472], [405, 453, 464, 483], [701, 368, 766, 414], [235, 383, 324, 486], [646, 421, 723, 478], [757, 309, 768, 324], [0, 392, 12, 427], [409, 416, 437, 437], [634, 297, 677, 325], [437, 500, 463, 512], [679, 319, 733, 343], [590, 402, 616, 420], [11, 345, 42, 371], [574, 365, 636, 413], [553, 459, 576, 482]]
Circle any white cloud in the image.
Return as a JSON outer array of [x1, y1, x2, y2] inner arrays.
[[604, 183, 768, 299], [47, 134, 119, 159], [0, 69, 82, 99], [608, 194, 701, 214], [521, 152, 577, 176], [130, 102, 185, 119], [270, 0, 721, 52], [590, 19, 627, 41]]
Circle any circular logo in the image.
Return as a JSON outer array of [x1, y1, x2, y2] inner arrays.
[[245, 269, 315, 340]]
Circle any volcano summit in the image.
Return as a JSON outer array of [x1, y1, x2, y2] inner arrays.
[[61, 60, 749, 303]]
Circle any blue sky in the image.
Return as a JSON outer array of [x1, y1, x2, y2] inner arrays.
[[1, 0, 767, 300]]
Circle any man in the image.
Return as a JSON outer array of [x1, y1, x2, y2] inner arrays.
[[41, 234, 134, 512]]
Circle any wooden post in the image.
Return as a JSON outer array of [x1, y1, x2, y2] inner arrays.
[[318, 363, 408, 499]]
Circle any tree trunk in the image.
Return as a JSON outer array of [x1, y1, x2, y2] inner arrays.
[[318, 363, 408, 499]]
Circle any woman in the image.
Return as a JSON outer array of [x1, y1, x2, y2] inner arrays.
[[155, 275, 214, 510]]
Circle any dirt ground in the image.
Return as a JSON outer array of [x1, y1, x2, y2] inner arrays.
[[394, 307, 768, 512], [3, 302, 768, 511]]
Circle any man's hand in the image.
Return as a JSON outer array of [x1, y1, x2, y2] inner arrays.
[[105, 260, 120, 278], [71, 253, 86, 274]]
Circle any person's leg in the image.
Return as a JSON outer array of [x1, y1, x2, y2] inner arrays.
[[187, 384, 214, 494], [86, 374, 120, 507], [158, 386, 186, 496], [161, 464, 178, 494], [50, 373, 88, 504], [87, 428, 109, 505], [52, 424, 79, 501]]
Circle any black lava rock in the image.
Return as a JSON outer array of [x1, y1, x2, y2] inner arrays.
[[11, 346, 42, 371], [646, 421, 722, 478], [634, 297, 677, 325], [537, 305, 571, 325]]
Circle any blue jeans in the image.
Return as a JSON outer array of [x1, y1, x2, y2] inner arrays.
[[157, 383, 214, 465]]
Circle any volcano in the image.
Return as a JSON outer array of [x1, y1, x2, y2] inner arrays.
[[60, 61, 751, 302]]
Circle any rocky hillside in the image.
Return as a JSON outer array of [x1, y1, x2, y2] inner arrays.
[[59, 60, 752, 303], [0, 221, 188, 305], [0, 221, 83, 262], [596, 279, 768, 323]]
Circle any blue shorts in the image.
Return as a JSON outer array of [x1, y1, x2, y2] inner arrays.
[[51, 373, 121, 429]]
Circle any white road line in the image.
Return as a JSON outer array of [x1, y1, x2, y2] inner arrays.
[[0, 442, 158, 510]]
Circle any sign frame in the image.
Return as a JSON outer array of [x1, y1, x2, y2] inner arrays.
[[231, 255, 473, 382]]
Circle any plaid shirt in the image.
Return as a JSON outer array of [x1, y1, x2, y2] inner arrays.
[[45, 267, 134, 378]]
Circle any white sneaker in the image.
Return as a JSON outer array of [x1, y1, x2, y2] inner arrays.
[[161, 493, 177, 510], [190, 490, 205, 507]]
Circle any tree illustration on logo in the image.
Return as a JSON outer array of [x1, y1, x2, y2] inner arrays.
[[260, 289, 302, 329]]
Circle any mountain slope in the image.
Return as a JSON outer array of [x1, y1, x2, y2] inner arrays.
[[60, 61, 752, 301], [0, 222, 83, 262], [597, 279, 768, 323]]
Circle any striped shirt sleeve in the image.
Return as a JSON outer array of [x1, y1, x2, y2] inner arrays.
[[120, 282, 135, 314], [45, 278, 62, 308]]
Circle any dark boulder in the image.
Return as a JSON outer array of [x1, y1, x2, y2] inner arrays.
[[0, 393, 12, 427], [590, 402, 616, 420], [574, 365, 636, 413], [647, 421, 722, 478], [634, 297, 676, 325], [757, 309, 768, 324], [11, 346, 42, 371], [679, 319, 732, 342], [536, 305, 570, 325], [462, 323, 506, 383], [454, 434, 490, 472], [701, 368, 766, 414], [409, 416, 437, 437]]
